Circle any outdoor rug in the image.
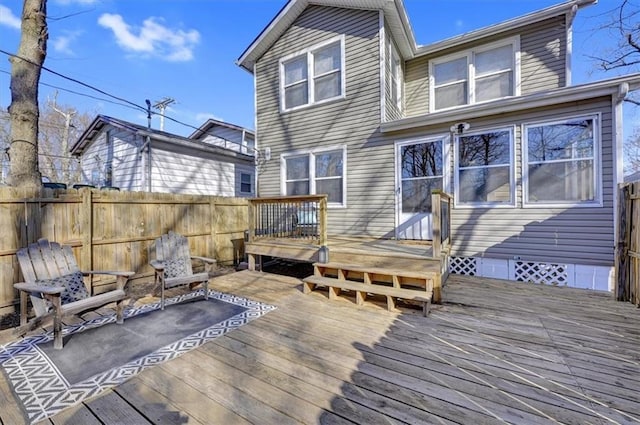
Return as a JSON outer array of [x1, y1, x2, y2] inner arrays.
[[0, 289, 276, 423]]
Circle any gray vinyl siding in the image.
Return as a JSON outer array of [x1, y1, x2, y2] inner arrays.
[[256, 6, 396, 236], [384, 26, 403, 122], [385, 97, 614, 266], [520, 15, 567, 93], [404, 16, 568, 116], [79, 127, 143, 190]]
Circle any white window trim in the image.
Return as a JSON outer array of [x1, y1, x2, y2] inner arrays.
[[279, 35, 346, 113], [280, 145, 347, 208], [387, 33, 403, 113], [522, 113, 602, 208], [453, 126, 516, 209], [429, 36, 521, 112]]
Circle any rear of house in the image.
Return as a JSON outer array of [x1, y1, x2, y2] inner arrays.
[[239, 0, 640, 291]]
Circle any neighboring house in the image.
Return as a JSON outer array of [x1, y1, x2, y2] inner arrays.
[[624, 170, 640, 183], [189, 118, 256, 156], [238, 0, 640, 291], [70, 115, 256, 197]]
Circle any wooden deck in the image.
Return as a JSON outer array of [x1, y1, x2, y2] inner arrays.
[[1, 271, 640, 424]]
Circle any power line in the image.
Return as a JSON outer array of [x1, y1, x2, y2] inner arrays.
[[0, 48, 147, 113], [0, 50, 250, 141], [0, 69, 143, 111]]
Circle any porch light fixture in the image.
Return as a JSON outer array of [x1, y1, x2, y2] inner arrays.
[[450, 122, 470, 135]]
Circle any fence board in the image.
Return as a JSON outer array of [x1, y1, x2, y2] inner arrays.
[[0, 188, 249, 315], [616, 181, 640, 305]]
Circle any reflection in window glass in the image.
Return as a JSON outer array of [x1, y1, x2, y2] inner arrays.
[[401, 140, 444, 213], [456, 130, 512, 205], [525, 117, 597, 204], [283, 149, 345, 204]]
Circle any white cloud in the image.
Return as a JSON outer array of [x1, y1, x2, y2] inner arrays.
[[0, 5, 21, 30], [195, 112, 224, 123], [52, 31, 82, 55], [98, 13, 200, 62]]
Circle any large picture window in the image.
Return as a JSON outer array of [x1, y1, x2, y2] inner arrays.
[[524, 115, 600, 206], [430, 37, 519, 111], [455, 128, 514, 207], [280, 36, 345, 111], [283, 147, 346, 206]]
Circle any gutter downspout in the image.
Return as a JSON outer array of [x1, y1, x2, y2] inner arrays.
[[146, 99, 152, 192], [612, 82, 628, 290]]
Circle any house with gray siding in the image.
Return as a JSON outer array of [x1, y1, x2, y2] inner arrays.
[[238, 0, 640, 291], [71, 115, 256, 197]]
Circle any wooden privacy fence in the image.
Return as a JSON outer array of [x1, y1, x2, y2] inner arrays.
[[0, 187, 249, 316], [616, 181, 639, 305]]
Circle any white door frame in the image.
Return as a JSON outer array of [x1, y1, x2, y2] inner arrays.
[[394, 135, 450, 240]]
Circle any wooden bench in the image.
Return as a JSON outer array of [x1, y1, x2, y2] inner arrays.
[[303, 274, 432, 316], [313, 262, 437, 291]]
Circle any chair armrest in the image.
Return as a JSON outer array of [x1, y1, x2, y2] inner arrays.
[[14, 282, 64, 295], [191, 256, 217, 265], [83, 270, 135, 278], [149, 260, 165, 270]]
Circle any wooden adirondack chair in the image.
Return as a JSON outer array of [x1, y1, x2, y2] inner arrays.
[[149, 231, 217, 310], [13, 239, 135, 349]]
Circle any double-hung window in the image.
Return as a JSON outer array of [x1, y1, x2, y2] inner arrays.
[[240, 172, 253, 194], [283, 147, 346, 206], [280, 36, 345, 111], [387, 34, 402, 111], [431, 37, 519, 111], [455, 128, 514, 207], [523, 115, 600, 206]]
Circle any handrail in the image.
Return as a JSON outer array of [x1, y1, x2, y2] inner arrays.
[[247, 195, 328, 245], [431, 190, 453, 259]]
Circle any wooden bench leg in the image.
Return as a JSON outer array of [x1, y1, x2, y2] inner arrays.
[[203, 280, 209, 300], [328, 286, 340, 300], [386, 295, 396, 313], [355, 290, 366, 306], [423, 299, 431, 317], [303, 281, 316, 294]]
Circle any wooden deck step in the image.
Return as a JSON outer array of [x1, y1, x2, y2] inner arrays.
[[313, 262, 438, 295], [302, 275, 431, 317]]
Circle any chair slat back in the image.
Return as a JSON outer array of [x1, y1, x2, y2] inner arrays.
[[18, 239, 81, 283], [154, 231, 194, 276]]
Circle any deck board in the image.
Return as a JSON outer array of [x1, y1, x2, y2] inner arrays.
[[1, 271, 639, 424]]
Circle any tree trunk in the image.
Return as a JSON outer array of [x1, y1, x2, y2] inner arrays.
[[8, 0, 47, 188]]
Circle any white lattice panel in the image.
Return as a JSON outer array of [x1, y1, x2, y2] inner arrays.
[[449, 256, 477, 276], [514, 261, 568, 286]]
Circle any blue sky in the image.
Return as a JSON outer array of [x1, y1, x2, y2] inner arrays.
[[0, 0, 633, 137]]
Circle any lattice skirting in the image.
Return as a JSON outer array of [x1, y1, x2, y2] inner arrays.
[[449, 256, 612, 291]]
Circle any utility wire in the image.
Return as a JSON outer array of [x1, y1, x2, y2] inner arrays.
[[0, 69, 143, 111], [0, 50, 253, 146], [0, 48, 147, 113]]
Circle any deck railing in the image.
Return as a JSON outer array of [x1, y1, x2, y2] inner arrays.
[[432, 190, 453, 259], [247, 195, 328, 245]]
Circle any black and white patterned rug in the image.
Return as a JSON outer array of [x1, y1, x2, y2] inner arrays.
[[0, 289, 276, 423]]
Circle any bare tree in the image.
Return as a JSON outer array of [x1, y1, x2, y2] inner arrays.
[[8, 0, 48, 188], [39, 94, 92, 185]]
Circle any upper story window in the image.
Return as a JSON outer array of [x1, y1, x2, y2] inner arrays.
[[282, 146, 346, 207], [523, 115, 600, 207], [454, 127, 515, 208], [280, 36, 346, 112], [430, 37, 520, 111], [387, 34, 402, 111]]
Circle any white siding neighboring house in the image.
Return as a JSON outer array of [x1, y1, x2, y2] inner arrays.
[[238, 0, 640, 291], [70, 115, 256, 197]]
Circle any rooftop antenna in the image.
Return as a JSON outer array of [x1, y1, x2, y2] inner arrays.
[[153, 97, 175, 131]]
